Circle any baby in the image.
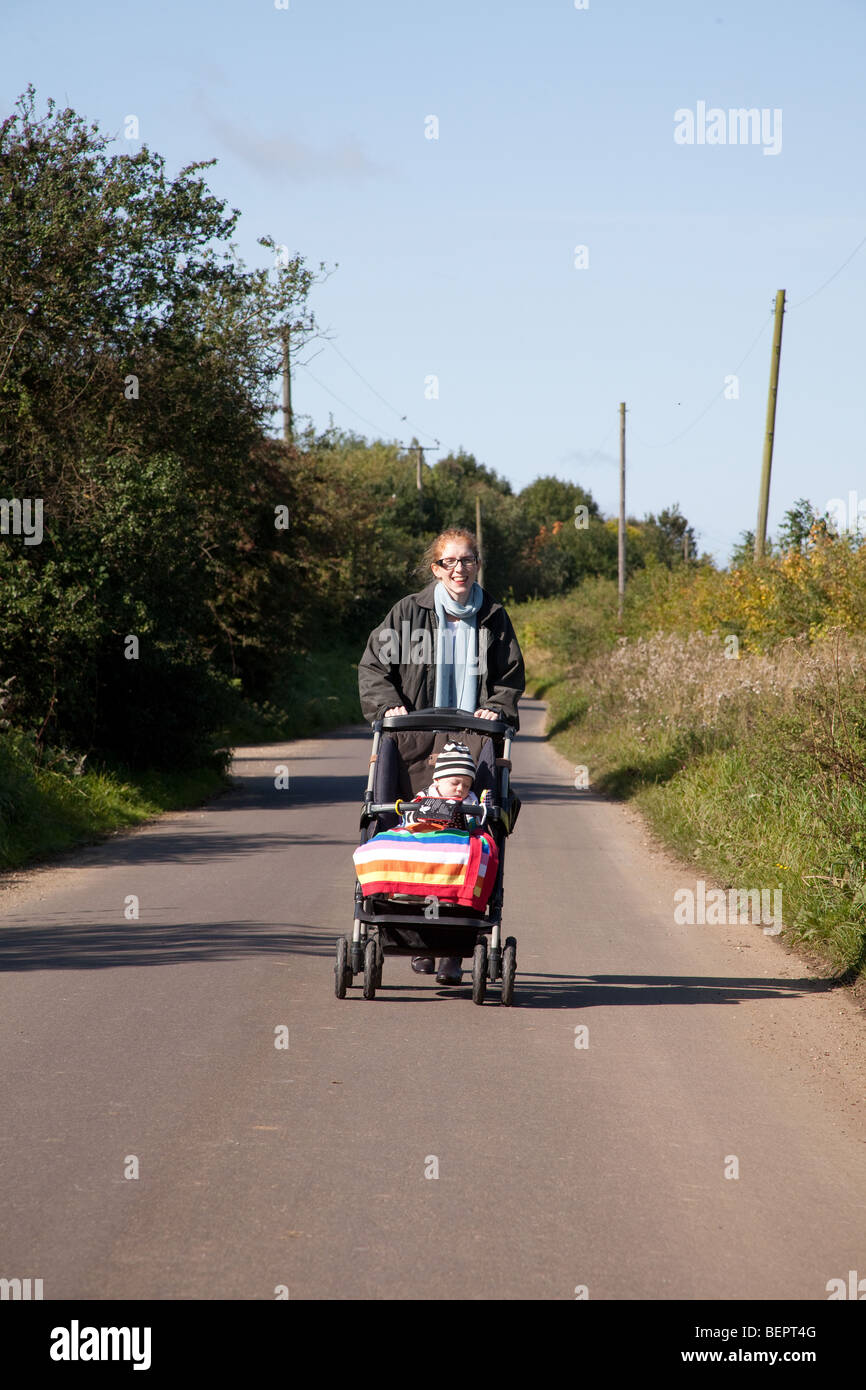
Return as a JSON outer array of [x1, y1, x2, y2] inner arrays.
[[401, 741, 485, 984], [400, 740, 482, 829]]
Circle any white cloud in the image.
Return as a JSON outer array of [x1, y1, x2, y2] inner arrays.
[[561, 449, 617, 468], [195, 91, 386, 181]]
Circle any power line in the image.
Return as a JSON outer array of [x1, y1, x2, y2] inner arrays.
[[562, 426, 616, 481], [302, 225, 866, 471], [326, 340, 408, 418], [628, 228, 866, 453], [628, 228, 866, 452], [326, 339, 440, 445], [788, 228, 866, 310], [631, 310, 774, 450], [297, 362, 396, 438], [631, 231, 866, 453], [582, 426, 616, 466]]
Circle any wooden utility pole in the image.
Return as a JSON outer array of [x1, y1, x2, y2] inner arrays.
[[407, 442, 439, 513], [281, 327, 292, 442], [475, 493, 484, 587], [754, 290, 786, 560], [618, 402, 626, 621]]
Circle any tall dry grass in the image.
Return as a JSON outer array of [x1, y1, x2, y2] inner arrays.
[[512, 568, 866, 976]]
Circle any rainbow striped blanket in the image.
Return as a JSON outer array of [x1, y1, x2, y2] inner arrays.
[[353, 825, 500, 909]]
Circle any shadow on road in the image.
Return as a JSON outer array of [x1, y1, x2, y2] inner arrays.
[[72, 827, 354, 869], [0, 913, 838, 1016], [499, 971, 831, 1009], [213, 772, 363, 814], [0, 921, 337, 971], [354, 970, 833, 1009], [91, 771, 588, 870]]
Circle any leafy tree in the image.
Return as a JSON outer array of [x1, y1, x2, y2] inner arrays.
[[517, 475, 600, 531], [633, 505, 697, 567], [729, 529, 757, 568], [0, 87, 322, 763], [775, 498, 819, 553]]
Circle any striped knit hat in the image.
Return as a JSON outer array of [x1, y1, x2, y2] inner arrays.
[[433, 741, 476, 782]]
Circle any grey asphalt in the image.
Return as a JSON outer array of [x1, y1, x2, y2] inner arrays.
[[2, 697, 865, 1300]]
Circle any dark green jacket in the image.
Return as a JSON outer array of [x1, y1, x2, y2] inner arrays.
[[358, 581, 525, 729]]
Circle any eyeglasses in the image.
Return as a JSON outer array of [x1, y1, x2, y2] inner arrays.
[[435, 555, 478, 572]]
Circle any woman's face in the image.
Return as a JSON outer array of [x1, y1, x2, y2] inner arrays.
[[433, 539, 478, 601]]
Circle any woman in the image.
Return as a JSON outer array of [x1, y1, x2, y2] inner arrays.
[[358, 527, 524, 728], [357, 526, 525, 983]]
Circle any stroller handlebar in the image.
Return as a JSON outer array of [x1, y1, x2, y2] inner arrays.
[[367, 797, 497, 826], [377, 707, 514, 736]]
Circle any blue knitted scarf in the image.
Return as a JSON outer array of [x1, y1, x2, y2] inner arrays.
[[433, 580, 483, 712]]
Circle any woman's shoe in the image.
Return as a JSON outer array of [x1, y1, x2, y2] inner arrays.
[[435, 956, 463, 984], [411, 955, 436, 973]]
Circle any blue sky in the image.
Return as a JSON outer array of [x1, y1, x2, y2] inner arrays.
[[4, 0, 865, 562]]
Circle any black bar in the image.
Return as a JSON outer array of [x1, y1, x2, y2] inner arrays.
[[377, 706, 513, 735]]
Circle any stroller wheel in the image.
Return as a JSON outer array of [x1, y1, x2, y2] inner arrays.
[[471, 940, 487, 1005], [335, 937, 350, 999], [363, 938, 378, 999], [500, 937, 517, 1007]]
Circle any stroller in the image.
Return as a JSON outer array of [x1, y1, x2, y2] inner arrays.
[[336, 708, 520, 1005]]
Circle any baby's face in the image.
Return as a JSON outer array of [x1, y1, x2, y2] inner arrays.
[[433, 773, 473, 800]]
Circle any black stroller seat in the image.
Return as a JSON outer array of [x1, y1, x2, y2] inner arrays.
[[362, 727, 498, 840]]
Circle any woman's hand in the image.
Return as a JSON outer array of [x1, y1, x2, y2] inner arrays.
[[473, 708, 499, 720], [384, 705, 408, 716]]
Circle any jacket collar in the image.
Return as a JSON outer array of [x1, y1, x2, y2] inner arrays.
[[414, 578, 498, 622]]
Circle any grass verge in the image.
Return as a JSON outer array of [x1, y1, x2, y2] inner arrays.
[[0, 730, 228, 871], [511, 582, 866, 983]]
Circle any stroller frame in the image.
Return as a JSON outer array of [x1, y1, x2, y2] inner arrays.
[[336, 707, 518, 1005]]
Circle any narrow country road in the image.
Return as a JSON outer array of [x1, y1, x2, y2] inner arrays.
[[2, 698, 865, 1300]]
